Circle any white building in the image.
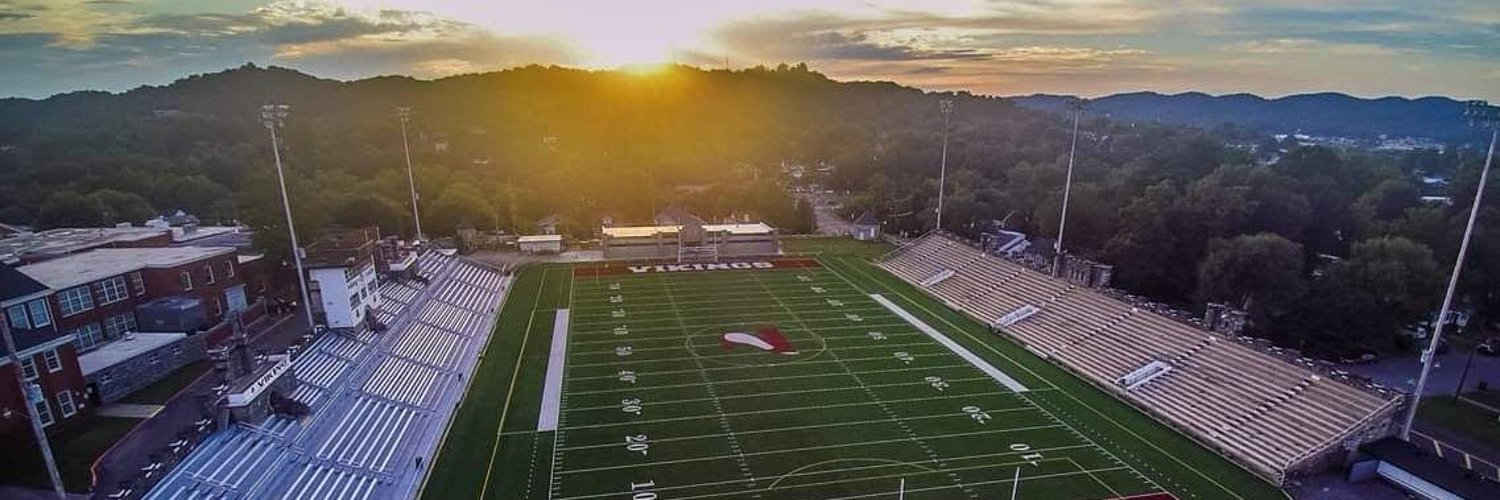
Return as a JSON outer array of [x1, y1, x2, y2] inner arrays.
[[517, 234, 563, 253], [303, 228, 385, 330]]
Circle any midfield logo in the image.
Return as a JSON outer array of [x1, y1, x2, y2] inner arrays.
[[720, 326, 798, 355], [627, 262, 776, 273]]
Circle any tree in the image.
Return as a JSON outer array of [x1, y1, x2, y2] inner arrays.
[[36, 191, 104, 229], [1196, 233, 1305, 314], [428, 184, 495, 236], [1337, 236, 1443, 322], [90, 189, 156, 225]]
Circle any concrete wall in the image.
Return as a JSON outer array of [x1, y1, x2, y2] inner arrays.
[[86, 334, 206, 405]]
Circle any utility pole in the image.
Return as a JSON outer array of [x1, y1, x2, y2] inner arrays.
[[935, 99, 954, 232], [261, 104, 317, 331], [2, 319, 65, 499], [1402, 100, 1498, 439], [1053, 98, 1086, 278], [396, 107, 424, 241]]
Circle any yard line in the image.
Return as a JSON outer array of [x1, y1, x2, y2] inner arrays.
[[567, 339, 942, 359], [566, 349, 957, 369], [561, 376, 998, 411], [558, 406, 1043, 451], [568, 372, 990, 396], [557, 377, 1029, 430], [565, 327, 925, 347], [557, 424, 1066, 476], [567, 321, 913, 339], [564, 355, 972, 379], [820, 466, 1130, 500], [567, 361, 972, 385]]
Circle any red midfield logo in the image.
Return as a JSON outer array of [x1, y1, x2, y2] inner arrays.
[[720, 326, 798, 355]]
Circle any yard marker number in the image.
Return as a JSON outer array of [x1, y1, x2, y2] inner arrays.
[[1009, 443, 1044, 465], [962, 405, 992, 424], [614, 325, 630, 336], [616, 346, 633, 357], [618, 370, 637, 384], [846, 313, 864, 322], [624, 434, 650, 456], [610, 295, 624, 303], [867, 331, 888, 341], [797, 275, 812, 282], [612, 309, 627, 318], [811, 286, 827, 293], [894, 352, 915, 365], [609, 283, 621, 290], [629, 480, 658, 500], [621, 398, 643, 415], [827, 299, 844, 307], [924, 376, 950, 392]]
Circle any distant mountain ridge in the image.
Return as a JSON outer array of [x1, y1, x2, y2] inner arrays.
[[1010, 91, 1475, 143]]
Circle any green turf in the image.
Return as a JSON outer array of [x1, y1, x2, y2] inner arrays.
[[425, 256, 1286, 500], [782, 237, 894, 260]]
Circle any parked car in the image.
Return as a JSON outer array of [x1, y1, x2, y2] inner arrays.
[[1478, 338, 1500, 357]]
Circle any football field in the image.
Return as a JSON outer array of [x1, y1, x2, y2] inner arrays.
[[424, 254, 1285, 500]]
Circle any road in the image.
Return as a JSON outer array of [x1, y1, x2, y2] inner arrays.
[[801, 192, 853, 236]]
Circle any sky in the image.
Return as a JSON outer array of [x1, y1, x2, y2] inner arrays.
[[0, 0, 1496, 100]]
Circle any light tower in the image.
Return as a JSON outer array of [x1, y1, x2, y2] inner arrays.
[[935, 99, 954, 231], [1053, 98, 1087, 278], [396, 107, 424, 241], [261, 104, 317, 330], [1401, 100, 1498, 440]]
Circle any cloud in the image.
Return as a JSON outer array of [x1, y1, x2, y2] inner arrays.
[[1230, 38, 1404, 56]]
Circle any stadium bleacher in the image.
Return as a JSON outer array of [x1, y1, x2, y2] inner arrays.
[[146, 251, 510, 499], [879, 232, 1402, 485]]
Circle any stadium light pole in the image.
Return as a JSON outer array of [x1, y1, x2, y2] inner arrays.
[[2, 320, 66, 499], [1401, 100, 1498, 440], [935, 99, 954, 232], [1053, 99, 1086, 278], [261, 104, 317, 331], [396, 107, 424, 242]]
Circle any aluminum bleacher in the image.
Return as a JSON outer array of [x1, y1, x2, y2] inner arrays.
[[878, 232, 1403, 485], [147, 251, 510, 500]]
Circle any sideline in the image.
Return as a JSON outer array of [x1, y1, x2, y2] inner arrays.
[[869, 293, 1029, 393]]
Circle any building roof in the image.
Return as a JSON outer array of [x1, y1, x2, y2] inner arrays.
[[603, 222, 775, 239], [1360, 437, 1500, 499], [77, 332, 187, 376], [0, 264, 48, 305], [517, 235, 564, 243], [19, 246, 235, 290], [0, 226, 170, 263], [853, 210, 880, 226]]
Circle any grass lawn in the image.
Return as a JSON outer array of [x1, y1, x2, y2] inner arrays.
[[118, 361, 211, 405], [783, 236, 894, 260], [0, 416, 143, 492], [1420, 395, 1500, 448]]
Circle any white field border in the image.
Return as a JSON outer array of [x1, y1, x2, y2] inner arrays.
[[869, 293, 1029, 393]]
